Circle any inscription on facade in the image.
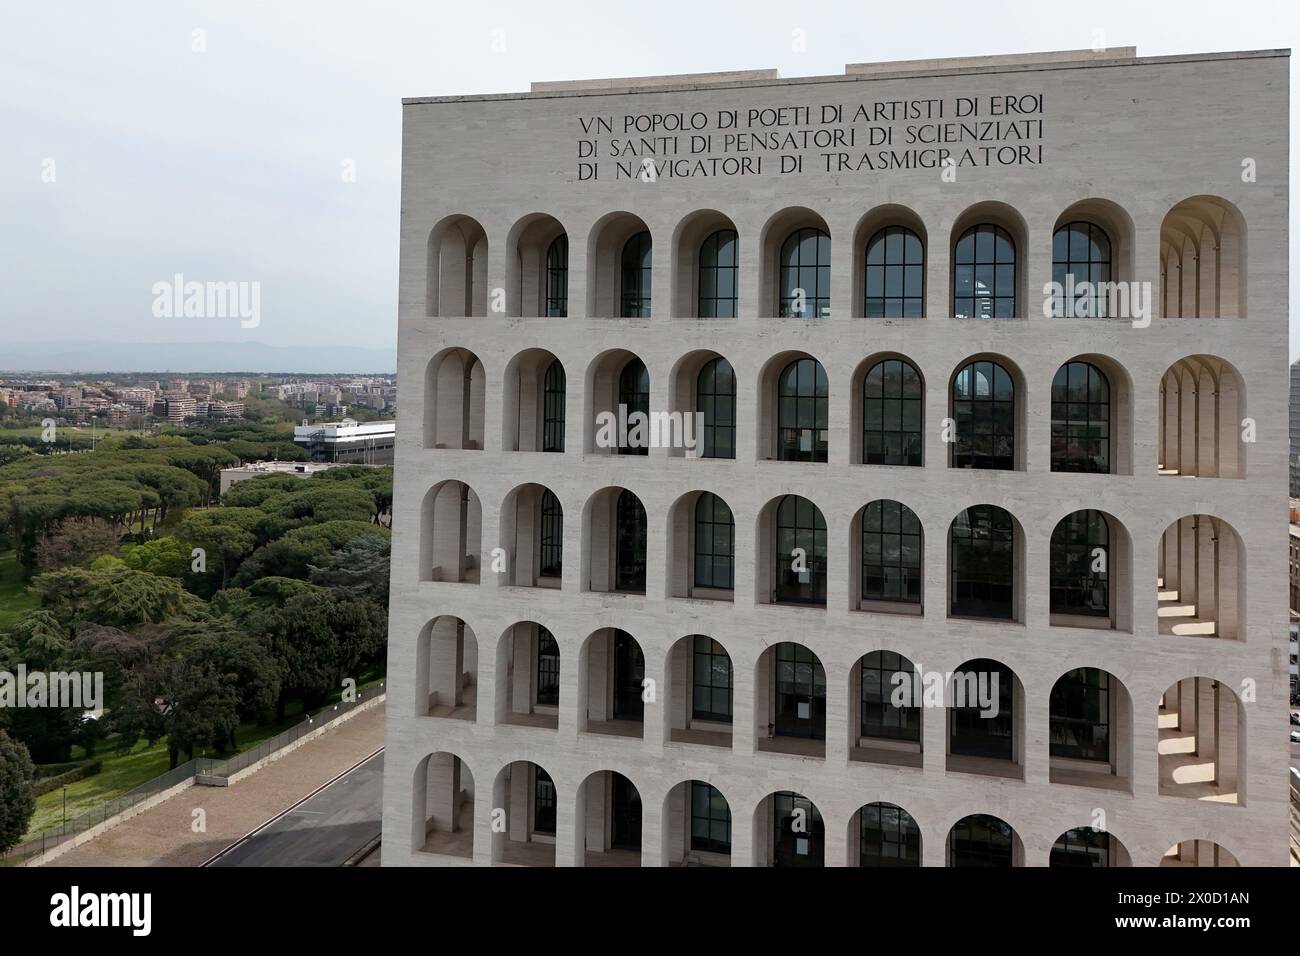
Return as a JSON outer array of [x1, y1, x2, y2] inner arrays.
[[575, 94, 1045, 181]]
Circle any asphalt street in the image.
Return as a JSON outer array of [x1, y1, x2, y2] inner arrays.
[[209, 751, 383, 867]]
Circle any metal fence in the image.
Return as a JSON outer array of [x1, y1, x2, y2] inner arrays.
[[6, 687, 383, 865], [203, 688, 381, 780], [7, 756, 213, 863]]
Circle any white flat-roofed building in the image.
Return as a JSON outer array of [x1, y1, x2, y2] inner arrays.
[[293, 418, 396, 464], [218, 459, 366, 495]]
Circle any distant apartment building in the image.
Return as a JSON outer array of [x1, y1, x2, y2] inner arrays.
[[152, 395, 196, 423], [51, 387, 82, 410], [107, 403, 134, 428], [1290, 508, 1300, 612], [196, 400, 245, 420], [19, 396, 56, 414], [1290, 361, 1300, 495], [116, 387, 155, 413]]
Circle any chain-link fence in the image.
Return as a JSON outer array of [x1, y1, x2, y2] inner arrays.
[[6, 756, 214, 864], [204, 688, 380, 780]]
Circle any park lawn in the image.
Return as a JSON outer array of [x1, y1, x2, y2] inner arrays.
[[18, 668, 386, 844], [0, 550, 39, 630], [0, 423, 123, 448]]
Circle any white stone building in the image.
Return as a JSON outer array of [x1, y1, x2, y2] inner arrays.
[[382, 48, 1290, 866]]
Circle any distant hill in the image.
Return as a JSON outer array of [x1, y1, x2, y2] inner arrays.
[[0, 341, 397, 374]]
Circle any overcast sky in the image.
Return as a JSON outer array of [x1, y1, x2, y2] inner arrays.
[[1, 0, 1297, 356]]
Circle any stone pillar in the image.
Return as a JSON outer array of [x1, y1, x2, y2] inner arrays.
[[586, 632, 609, 724], [557, 779, 585, 866], [429, 617, 463, 708], [1022, 675, 1050, 785], [1195, 678, 1217, 764], [824, 658, 849, 765], [427, 752, 460, 834], [1215, 683, 1238, 794], [509, 763, 529, 842], [1177, 677, 1197, 736], [1177, 516, 1197, 610], [511, 624, 531, 715], [1195, 518, 1217, 631]]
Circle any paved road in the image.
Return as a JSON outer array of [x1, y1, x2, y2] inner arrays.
[[1290, 708, 1299, 779], [209, 751, 383, 867], [52, 703, 385, 867]]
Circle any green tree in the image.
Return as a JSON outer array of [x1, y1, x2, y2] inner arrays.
[[176, 508, 259, 587], [34, 517, 122, 571], [0, 729, 36, 852], [0, 611, 83, 762], [309, 535, 391, 601], [255, 592, 384, 720], [112, 656, 240, 769], [169, 621, 280, 750], [31, 566, 202, 628], [122, 536, 190, 578]]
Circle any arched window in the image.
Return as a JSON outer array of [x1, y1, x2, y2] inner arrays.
[[951, 360, 1014, 470], [948, 815, 1013, 867], [865, 226, 924, 317], [776, 358, 828, 462], [953, 224, 1016, 318], [691, 636, 732, 723], [860, 651, 920, 741], [772, 792, 825, 866], [949, 660, 1014, 759], [774, 644, 826, 738], [1050, 668, 1111, 762], [536, 626, 560, 706], [1051, 362, 1110, 473], [863, 358, 923, 466], [1050, 827, 1109, 867], [533, 767, 557, 834], [950, 505, 1014, 619], [618, 357, 650, 456], [778, 228, 831, 317], [615, 489, 647, 592], [542, 359, 565, 453], [610, 771, 642, 846], [620, 231, 652, 317], [545, 234, 568, 317], [1052, 222, 1111, 318], [698, 229, 738, 317], [538, 489, 563, 579], [694, 492, 734, 590], [1050, 510, 1109, 616], [691, 781, 731, 854], [861, 500, 922, 604], [612, 631, 645, 722], [697, 357, 736, 459], [860, 803, 921, 867], [775, 495, 826, 605]]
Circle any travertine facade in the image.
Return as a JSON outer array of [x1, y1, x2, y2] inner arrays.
[[382, 48, 1291, 866]]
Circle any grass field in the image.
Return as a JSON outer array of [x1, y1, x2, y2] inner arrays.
[[0, 550, 38, 630], [0, 423, 129, 449]]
